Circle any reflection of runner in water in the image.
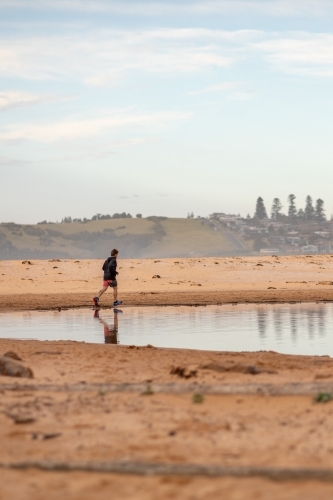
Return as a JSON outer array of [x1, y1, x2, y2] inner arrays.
[[94, 309, 122, 344]]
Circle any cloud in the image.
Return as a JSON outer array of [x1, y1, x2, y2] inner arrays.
[[231, 90, 256, 100], [0, 110, 192, 143], [189, 81, 244, 95], [1, 0, 333, 18], [255, 33, 333, 76], [2, 27, 333, 88], [0, 29, 235, 84], [0, 156, 29, 167], [0, 91, 75, 111]]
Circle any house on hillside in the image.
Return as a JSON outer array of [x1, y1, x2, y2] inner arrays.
[[301, 245, 318, 254]]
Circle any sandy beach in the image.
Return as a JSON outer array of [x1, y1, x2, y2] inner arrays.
[[1, 255, 333, 310], [2, 255, 333, 498]]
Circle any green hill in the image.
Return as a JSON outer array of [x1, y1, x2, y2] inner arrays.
[[0, 217, 249, 259]]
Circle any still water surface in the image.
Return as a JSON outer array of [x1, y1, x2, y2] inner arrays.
[[1, 303, 333, 356]]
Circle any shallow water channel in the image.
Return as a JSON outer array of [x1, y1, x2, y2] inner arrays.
[[1, 303, 333, 356]]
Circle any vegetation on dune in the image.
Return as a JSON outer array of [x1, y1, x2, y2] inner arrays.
[[0, 217, 237, 259]]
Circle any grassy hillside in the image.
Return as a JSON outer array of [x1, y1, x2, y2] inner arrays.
[[0, 217, 248, 259]]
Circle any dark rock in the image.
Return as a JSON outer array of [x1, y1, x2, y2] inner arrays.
[[4, 351, 22, 361], [32, 432, 62, 440], [152, 275, 161, 278], [202, 363, 276, 375], [33, 351, 61, 355], [0, 356, 33, 378], [7, 414, 36, 424], [170, 366, 197, 379]]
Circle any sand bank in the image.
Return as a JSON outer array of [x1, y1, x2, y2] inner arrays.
[[2, 340, 333, 498], [1, 255, 333, 310]]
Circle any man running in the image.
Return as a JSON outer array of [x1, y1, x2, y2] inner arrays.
[[93, 248, 122, 307]]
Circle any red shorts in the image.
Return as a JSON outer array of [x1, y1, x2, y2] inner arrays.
[[103, 279, 117, 288]]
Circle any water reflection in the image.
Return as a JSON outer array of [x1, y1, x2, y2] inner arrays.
[[93, 309, 122, 344], [307, 309, 316, 339], [2, 304, 333, 355], [273, 308, 283, 340], [257, 309, 268, 338], [317, 306, 326, 337], [290, 308, 297, 342]]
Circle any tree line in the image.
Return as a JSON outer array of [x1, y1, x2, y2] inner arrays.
[[254, 195, 326, 222], [37, 213, 142, 224]]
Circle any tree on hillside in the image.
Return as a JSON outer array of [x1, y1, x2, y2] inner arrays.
[[271, 198, 283, 219], [287, 194, 297, 218], [253, 235, 264, 251], [136, 214, 142, 218], [315, 198, 326, 222], [254, 197, 267, 219], [297, 208, 305, 221], [304, 195, 315, 221]]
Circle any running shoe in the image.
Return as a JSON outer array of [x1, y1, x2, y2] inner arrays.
[[114, 308, 123, 314], [93, 296, 100, 307], [113, 300, 123, 307]]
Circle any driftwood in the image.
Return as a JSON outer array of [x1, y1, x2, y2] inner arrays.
[[0, 356, 33, 378], [2, 460, 333, 481]]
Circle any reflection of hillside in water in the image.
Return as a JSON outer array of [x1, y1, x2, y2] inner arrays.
[[257, 309, 267, 339], [1, 304, 333, 355], [256, 305, 328, 341]]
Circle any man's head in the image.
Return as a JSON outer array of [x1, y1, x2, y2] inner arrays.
[[111, 248, 119, 257]]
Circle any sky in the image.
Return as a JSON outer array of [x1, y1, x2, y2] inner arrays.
[[1, 0, 333, 223]]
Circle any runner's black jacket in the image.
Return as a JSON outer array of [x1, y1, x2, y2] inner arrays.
[[103, 256, 117, 280]]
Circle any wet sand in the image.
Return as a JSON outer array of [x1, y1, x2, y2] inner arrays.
[[2, 255, 333, 498]]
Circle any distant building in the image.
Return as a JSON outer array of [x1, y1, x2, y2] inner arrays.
[[260, 248, 280, 254], [301, 245, 318, 254], [286, 236, 300, 245], [314, 231, 330, 238], [245, 227, 269, 235], [209, 213, 241, 222]]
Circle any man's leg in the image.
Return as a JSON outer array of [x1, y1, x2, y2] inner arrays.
[[93, 285, 108, 306], [98, 286, 108, 298], [113, 285, 122, 306]]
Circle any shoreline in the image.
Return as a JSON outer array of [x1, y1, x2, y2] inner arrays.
[[1, 289, 333, 312]]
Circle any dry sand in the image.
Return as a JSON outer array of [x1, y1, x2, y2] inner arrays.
[[2, 255, 333, 498], [1, 255, 333, 310]]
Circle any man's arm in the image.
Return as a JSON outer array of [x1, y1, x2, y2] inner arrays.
[[109, 259, 117, 277]]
